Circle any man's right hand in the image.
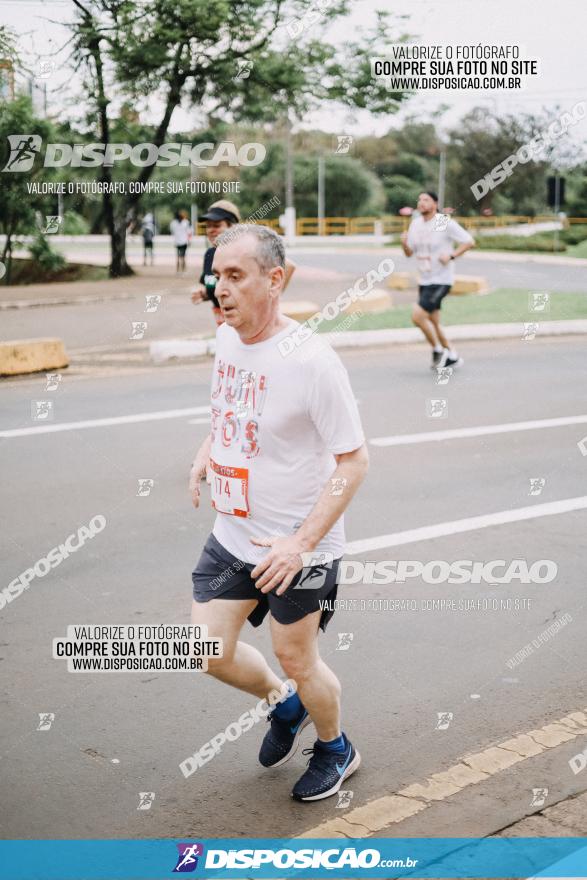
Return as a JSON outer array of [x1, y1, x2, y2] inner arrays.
[[189, 459, 210, 508], [191, 285, 207, 304]]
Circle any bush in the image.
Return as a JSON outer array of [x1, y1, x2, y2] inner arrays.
[[61, 210, 90, 235], [561, 225, 587, 245], [28, 232, 66, 272], [475, 233, 566, 253]]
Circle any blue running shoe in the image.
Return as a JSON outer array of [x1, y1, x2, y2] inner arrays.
[[292, 733, 361, 801], [259, 707, 311, 768]]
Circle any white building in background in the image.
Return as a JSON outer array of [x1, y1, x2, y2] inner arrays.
[[0, 58, 15, 100]]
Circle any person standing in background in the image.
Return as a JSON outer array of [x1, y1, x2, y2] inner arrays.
[[141, 212, 156, 266], [170, 209, 192, 274]]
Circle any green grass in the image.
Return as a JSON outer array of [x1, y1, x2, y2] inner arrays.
[[5, 259, 109, 286], [474, 233, 566, 253], [317, 288, 587, 333], [389, 229, 587, 256], [568, 239, 587, 259]]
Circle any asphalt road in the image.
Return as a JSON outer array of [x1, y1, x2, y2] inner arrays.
[[10, 236, 587, 296], [1, 337, 586, 839], [2, 244, 587, 356]]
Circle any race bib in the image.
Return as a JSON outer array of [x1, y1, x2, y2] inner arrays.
[[210, 458, 250, 518], [417, 254, 432, 273]]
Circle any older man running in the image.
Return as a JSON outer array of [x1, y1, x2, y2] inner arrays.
[[189, 224, 368, 801]]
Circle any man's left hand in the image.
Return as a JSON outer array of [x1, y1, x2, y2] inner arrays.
[[250, 535, 306, 595], [438, 253, 452, 265]]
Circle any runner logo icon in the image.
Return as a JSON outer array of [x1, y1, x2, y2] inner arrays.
[[2, 135, 42, 172], [173, 843, 204, 872]]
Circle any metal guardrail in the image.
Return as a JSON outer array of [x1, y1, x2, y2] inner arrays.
[[194, 215, 585, 237]]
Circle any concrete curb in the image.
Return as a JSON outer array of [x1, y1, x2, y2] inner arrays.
[[0, 292, 137, 310], [148, 319, 587, 364], [0, 337, 69, 376], [323, 319, 587, 349]]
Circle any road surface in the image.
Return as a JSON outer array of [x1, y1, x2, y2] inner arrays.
[[1, 337, 586, 839]]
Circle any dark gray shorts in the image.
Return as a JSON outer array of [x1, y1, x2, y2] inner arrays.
[[192, 533, 340, 630], [418, 284, 452, 313]]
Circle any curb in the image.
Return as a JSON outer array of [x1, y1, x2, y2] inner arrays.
[[0, 337, 69, 376], [0, 292, 138, 310], [147, 319, 587, 363], [323, 319, 587, 349]]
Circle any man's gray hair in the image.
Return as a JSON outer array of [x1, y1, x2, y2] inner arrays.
[[215, 223, 286, 273]]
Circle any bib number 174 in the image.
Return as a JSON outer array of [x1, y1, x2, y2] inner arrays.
[[209, 458, 250, 518]]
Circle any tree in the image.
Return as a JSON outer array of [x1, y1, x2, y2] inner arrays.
[[238, 141, 385, 217], [65, 0, 408, 276], [382, 174, 422, 214], [0, 97, 54, 282], [447, 107, 571, 214]]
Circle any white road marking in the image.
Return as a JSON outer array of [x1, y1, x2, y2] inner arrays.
[[346, 496, 587, 555], [370, 413, 587, 447], [0, 406, 210, 438]]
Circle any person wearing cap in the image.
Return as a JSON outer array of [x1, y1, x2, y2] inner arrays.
[[191, 200, 242, 324], [192, 200, 296, 325]]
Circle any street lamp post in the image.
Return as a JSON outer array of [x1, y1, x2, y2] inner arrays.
[[317, 155, 325, 236]]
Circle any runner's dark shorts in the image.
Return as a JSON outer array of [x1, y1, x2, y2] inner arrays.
[[192, 533, 341, 631], [418, 284, 452, 313], [176, 244, 187, 257]]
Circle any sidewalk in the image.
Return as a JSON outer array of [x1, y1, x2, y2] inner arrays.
[[492, 789, 587, 838], [0, 265, 195, 308]]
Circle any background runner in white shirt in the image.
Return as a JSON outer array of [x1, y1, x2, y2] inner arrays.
[[401, 191, 475, 370]]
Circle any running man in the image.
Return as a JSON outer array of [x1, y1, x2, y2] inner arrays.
[[192, 200, 296, 325], [188, 225, 368, 801], [401, 192, 475, 369], [191, 200, 242, 324]]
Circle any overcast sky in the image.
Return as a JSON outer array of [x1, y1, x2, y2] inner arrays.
[[2, 0, 585, 145]]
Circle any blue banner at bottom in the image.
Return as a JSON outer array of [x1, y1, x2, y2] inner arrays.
[[1, 838, 587, 879]]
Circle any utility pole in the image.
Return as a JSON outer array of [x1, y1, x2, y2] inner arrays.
[[317, 155, 325, 235], [285, 116, 294, 210], [438, 148, 446, 209], [553, 171, 560, 252], [281, 115, 296, 242]]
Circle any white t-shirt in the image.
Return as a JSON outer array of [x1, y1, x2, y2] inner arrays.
[[407, 215, 473, 285], [208, 319, 365, 564], [170, 218, 191, 246]]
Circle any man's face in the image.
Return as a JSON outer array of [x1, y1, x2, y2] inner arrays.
[[212, 234, 284, 339], [417, 193, 437, 216], [206, 220, 229, 244]]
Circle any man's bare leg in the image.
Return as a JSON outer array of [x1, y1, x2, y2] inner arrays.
[[270, 611, 341, 742], [191, 598, 283, 700], [430, 309, 451, 350], [411, 303, 439, 348]]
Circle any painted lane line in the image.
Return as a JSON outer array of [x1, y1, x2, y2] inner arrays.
[[370, 413, 587, 447], [346, 496, 587, 555], [0, 406, 210, 438], [298, 709, 587, 839]]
